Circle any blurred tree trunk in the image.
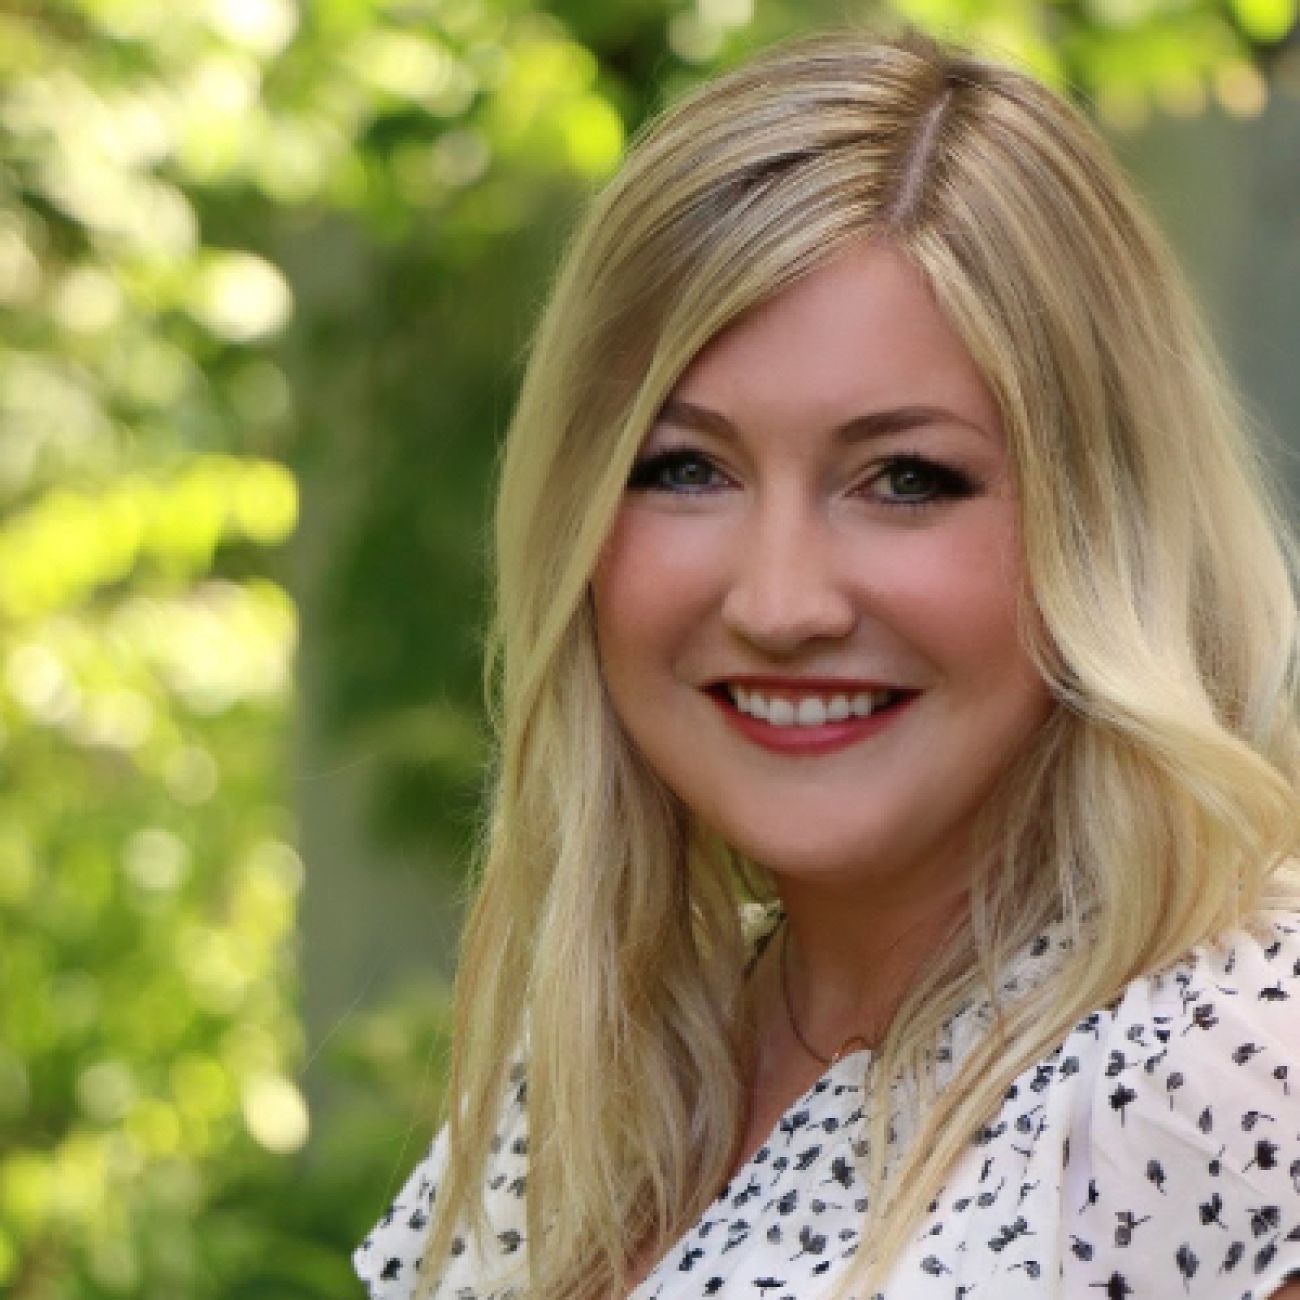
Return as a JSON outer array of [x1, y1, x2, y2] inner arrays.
[[282, 212, 467, 1118], [1115, 96, 1300, 504]]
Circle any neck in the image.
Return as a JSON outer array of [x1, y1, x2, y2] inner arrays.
[[773, 876, 970, 1052]]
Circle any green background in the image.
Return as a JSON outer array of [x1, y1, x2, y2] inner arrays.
[[2, 0, 1297, 1294]]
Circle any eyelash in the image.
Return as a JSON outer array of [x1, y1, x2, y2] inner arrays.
[[625, 446, 980, 511]]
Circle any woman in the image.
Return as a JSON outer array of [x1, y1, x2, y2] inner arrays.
[[355, 27, 1300, 1300]]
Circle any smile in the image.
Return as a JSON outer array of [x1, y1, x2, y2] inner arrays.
[[728, 685, 905, 726], [707, 682, 920, 756]]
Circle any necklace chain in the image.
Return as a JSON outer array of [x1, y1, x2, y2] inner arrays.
[[777, 917, 872, 1067]]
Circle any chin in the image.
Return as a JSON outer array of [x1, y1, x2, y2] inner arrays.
[[727, 835, 900, 886]]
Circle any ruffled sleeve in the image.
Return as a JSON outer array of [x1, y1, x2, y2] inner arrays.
[[353, 1060, 530, 1299], [1061, 914, 1300, 1300]]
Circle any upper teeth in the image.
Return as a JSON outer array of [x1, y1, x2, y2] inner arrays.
[[729, 686, 900, 727]]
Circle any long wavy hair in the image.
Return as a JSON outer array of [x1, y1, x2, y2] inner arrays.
[[418, 27, 1300, 1299]]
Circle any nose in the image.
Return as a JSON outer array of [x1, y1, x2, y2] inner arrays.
[[719, 496, 857, 655]]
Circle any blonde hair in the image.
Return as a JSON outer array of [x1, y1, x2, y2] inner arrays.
[[420, 27, 1300, 1299]]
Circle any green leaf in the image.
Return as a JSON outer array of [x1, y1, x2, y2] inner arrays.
[[1228, 0, 1297, 42]]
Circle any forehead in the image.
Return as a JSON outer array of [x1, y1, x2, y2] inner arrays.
[[668, 241, 1004, 446]]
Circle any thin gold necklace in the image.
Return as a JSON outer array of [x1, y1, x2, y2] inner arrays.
[[777, 917, 872, 1067]]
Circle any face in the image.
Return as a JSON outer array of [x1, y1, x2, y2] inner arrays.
[[590, 242, 1054, 902]]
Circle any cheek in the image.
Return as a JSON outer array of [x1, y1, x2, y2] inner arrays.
[[871, 530, 1052, 794], [591, 512, 654, 644], [591, 508, 721, 648], [874, 517, 1035, 683], [591, 512, 679, 692]]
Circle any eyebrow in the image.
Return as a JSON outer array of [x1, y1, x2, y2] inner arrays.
[[655, 398, 991, 444]]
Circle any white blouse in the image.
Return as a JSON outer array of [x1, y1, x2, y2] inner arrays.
[[355, 909, 1300, 1298]]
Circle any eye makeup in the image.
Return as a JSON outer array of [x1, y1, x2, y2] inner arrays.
[[626, 447, 728, 494], [626, 444, 983, 511], [864, 453, 982, 511]]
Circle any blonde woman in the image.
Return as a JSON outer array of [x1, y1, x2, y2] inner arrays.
[[354, 28, 1300, 1300]]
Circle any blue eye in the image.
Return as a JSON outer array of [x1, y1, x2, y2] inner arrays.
[[625, 447, 980, 507], [626, 448, 726, 494], [870, 455, 978, 510]]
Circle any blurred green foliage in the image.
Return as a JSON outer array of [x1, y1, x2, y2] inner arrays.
[[1, 0, 1294, 1295]]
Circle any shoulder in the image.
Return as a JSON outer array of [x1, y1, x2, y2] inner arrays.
[[1062, 912, 1300, 1298], [353, 1060, 530, 1300], [1096, 911, 1300, 1123], [354, 1125, 451, 1299], [1122, 909, 1300, 1020]]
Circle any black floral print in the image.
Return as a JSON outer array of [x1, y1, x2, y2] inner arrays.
[[354, 911, 1300, 1298]]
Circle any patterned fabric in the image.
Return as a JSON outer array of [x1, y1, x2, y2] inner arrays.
[[354, 910, 1300, 1299]]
